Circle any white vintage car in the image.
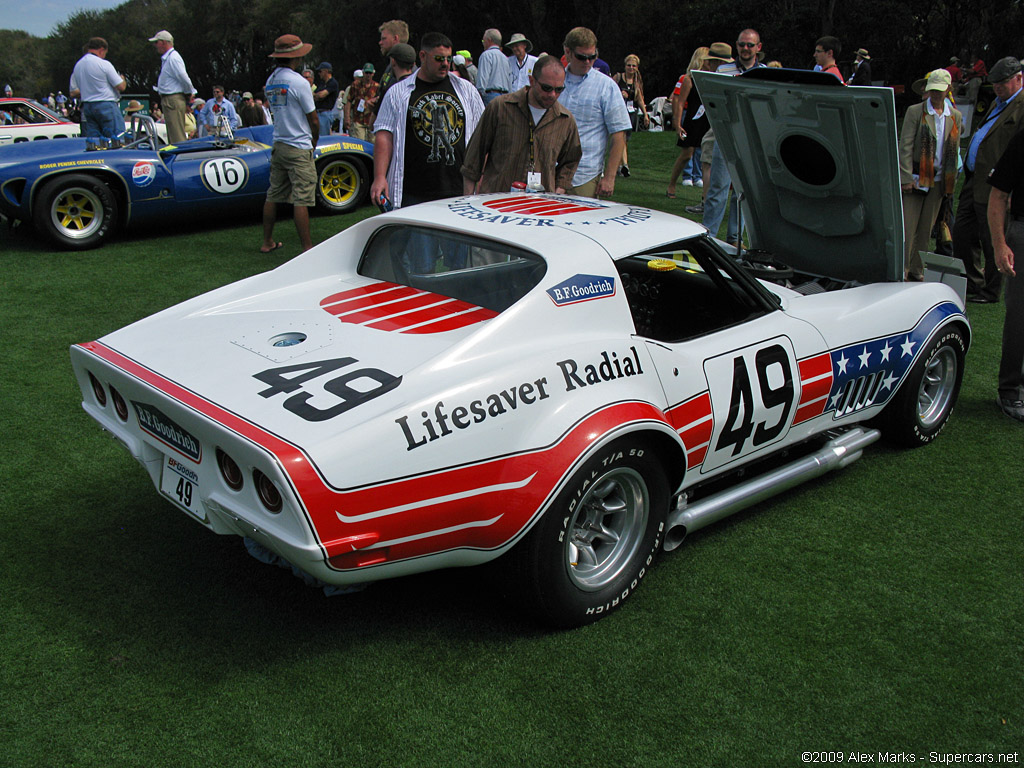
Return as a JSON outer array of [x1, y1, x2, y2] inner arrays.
[[70, 70, 970, 626], [0, 98, 80, 144]]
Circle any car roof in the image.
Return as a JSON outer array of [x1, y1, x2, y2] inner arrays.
[[378, 193, 707, 261]]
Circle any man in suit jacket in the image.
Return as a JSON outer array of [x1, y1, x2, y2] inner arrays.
[[850, 49, 872, 86], [953, 56, 1024, 302], [900, 69, 962, 280]]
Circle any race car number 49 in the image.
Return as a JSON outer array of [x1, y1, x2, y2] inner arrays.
[[160, 455, 203, 519]]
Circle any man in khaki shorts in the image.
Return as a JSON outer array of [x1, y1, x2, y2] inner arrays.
[[261, 34, 319, 253]]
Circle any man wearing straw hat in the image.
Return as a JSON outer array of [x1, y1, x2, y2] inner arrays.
[[506, 33, 537, 91], [850, 48, 872, 86], [261, 34, 319, 254]]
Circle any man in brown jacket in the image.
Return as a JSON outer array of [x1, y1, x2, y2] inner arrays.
[[461, 54, 581, 194], [953, 56, 1024, 302]]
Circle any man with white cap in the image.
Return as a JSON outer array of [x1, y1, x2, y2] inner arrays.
[[261, 34, 318, 254], [506, 33, 537, 91], [148, 30, 194, 144]]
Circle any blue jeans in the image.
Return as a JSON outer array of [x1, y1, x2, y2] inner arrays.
[[82, 101, 122, 141], [318, 111, 334, 136], [702, 146, 739, 243], [682, 146, 702, 183]]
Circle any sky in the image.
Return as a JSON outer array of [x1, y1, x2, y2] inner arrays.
[[1, 0, 124, 37]]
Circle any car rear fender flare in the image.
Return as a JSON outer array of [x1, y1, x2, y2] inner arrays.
[[31, 168, 132, 228]]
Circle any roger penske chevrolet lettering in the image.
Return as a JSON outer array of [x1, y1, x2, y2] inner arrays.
[[71, 70, 970, 627]]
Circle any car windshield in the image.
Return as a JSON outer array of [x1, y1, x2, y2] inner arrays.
[[358, 225, 547, 313], [616, 236, 771, 343]]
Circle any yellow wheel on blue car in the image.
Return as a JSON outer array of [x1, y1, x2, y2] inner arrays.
[[34, 173, 118, 250], [315, 157, 366, 214]]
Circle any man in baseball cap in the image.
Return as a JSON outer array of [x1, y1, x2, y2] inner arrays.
[[149, 29, 195, 144]]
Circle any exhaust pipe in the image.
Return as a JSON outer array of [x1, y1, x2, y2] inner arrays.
[[664, 427, 880, 551]]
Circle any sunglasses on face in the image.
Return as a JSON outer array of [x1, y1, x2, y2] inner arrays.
[[736, 42, 757, 48], [573, 51, 598, 62], [433, 55, 453, 63], [537, 82, 566, 93]]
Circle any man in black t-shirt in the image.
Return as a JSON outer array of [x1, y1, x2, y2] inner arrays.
[[371, 31, 484, 209], [314, 62, 340, 136], [987, 131, 1024, 422]]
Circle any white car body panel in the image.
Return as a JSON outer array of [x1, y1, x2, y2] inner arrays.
[[71, 192, 969, 591]]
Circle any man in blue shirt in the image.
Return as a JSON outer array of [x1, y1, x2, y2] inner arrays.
[[953, 56, 1024, 303], [199, 85, 239, 136], [559, 26, 631, 199]]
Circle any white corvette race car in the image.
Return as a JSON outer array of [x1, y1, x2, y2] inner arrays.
[[70, 70, 970, 626]]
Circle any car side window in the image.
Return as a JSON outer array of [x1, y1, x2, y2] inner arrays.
[[359, 225, 547, 313], [616, 237, 770, 343]]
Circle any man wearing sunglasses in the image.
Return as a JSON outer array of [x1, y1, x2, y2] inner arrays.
[[462, 54, 582, 194], [372, 32, 484, 209], [701, 29, 765, 245], [558, 26, 631, 199]]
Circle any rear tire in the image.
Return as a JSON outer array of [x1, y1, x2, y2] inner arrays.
[[315, 157, 366, 214], [878, 326, 966, 447], [34, 173, 118, 250], [508, 437, 668, 628]]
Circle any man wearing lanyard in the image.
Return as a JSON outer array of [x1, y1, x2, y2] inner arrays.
[[149, 30, 194, 144], [461, 54, 581, 194], [952, 56, 1024, 303]]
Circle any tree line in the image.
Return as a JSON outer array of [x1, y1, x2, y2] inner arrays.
[[2, 0, 1020, 109]]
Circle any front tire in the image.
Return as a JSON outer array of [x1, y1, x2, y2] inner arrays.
[[315, 157, 366, 214], [879, 326, 966, 446], [508, 438, 668, 628], [34, 173, 118, 250]]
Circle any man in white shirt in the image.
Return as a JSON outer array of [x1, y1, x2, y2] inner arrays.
[[149, 30, 194, 144], [506, 33, 537, 92], [69, 37, 126, 149], [261, 34, 319, 254]]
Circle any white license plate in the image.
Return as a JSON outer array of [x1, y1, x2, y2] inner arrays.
[[160, 455, 203, 520]]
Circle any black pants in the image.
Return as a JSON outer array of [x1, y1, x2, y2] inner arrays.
[[952, 177, 1003, 301]]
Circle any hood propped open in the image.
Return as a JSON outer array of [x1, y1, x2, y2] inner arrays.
[[693, 68, 903, 284]]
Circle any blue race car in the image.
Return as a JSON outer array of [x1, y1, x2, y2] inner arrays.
[[0, 115, 373, 250]]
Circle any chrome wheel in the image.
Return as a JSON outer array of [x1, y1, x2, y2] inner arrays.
[[917, 346, 958, 428], [566, 467, 649, 591], [50, 185, 104, 241]]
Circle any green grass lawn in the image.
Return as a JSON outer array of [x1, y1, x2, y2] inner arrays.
[[1, 132, 1021, 767]]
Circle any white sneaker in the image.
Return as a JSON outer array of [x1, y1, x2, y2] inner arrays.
[[695, 179, 704, 188], [681, 179, 693, 187]]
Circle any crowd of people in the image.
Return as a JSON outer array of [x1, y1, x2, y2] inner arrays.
[[24, 24, 1024, 424]]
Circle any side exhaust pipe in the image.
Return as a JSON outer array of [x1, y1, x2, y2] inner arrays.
[[664, 427, 881, 552]]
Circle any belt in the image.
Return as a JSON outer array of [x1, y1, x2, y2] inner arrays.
[[484, 89, 508, 94]]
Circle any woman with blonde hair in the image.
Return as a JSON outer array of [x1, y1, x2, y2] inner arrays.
[[667, 46, 710, 198], [613, 53, 649, 176]]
